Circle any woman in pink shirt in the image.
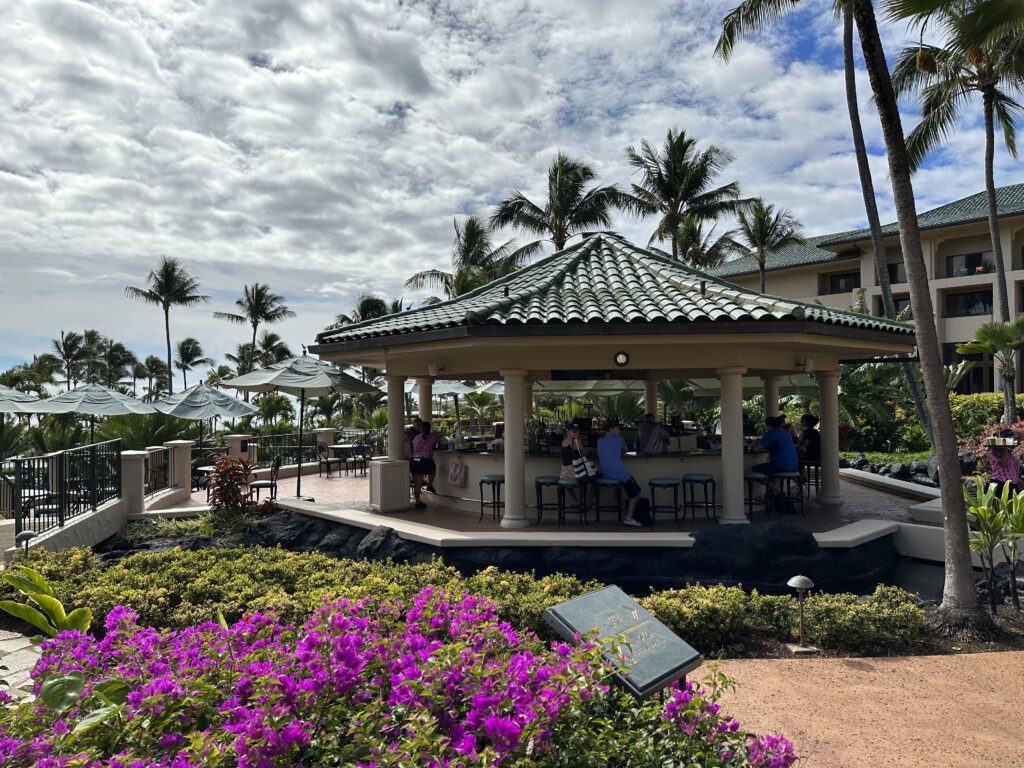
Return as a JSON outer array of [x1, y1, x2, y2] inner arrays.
[[410, 421, 441, 509], [988, 431, 1021, 496]]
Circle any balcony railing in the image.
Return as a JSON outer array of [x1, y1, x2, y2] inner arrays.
[[252, 432, 317, 469]]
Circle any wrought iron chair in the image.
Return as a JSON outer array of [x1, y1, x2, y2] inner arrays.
[[250, 455, 282, 501]]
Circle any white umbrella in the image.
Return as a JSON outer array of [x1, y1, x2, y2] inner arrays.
[[222, 355, 379, 498], [154, 383, 257, 447], [33, 383, 156, 443], [0, 385, 42, 460]]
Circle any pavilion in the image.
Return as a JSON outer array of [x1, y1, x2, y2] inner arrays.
[[311, 233, 915, 527]]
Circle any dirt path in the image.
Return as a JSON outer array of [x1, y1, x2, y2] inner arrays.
[[714, 653, 1024, 768]]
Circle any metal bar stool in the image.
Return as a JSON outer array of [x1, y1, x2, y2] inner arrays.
[[774, 471, 805, 516], [744, 471, 769, 519], [534, 475, 561, 524], [556, 477, 587, 528], [478, 474, 505, 522], [593, 477, 624, 525], [648, 477, 681, 528], [682, 473, 717, 521], [801, 461, 821, 498]]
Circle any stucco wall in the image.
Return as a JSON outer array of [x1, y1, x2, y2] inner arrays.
[[3, 498, 127, 562]]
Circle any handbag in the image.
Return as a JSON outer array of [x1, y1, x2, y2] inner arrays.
[[571, 440, 596, 479], [447, 455, 467, 488]]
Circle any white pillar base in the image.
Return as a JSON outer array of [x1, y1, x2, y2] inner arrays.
[[500, 516, 532, 529], [816, 494, 844, 510], [719, 517, 751, 525]]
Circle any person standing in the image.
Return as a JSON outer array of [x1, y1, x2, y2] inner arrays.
[[798, 414, 821, 463], [560, 424, 592, 508], [597, 420, 643, 527], [410, 421, 441, 509], [988, 429, 1021, 496], [636, 413, 670, 455]]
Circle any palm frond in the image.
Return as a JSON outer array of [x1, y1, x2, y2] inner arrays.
[[715, 0, 802, 61]]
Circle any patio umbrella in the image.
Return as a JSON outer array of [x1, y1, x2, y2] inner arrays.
[[154, 383, 257, 447], [33, 383, 157, 443], [406, 380, 474, 430], [0, 385, 42, 461], [222, 355, 379, 498]]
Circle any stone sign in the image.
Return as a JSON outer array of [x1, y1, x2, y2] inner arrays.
[[542, 585, 702, 699]]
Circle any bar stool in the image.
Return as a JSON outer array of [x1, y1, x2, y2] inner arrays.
[[593, 477, 624, 524], [556, 477, 587, 528], [649, 477, 681, 528], [534, 475, 561, 524], [774, 471, 805, 516], [801, 461, 821, 498], [478, 474, 505, 522], [682, 473, 717, 521], [744, 471, 769, 519]]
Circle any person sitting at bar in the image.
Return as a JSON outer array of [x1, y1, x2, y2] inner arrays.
[[410, 421, 441, 509], [561, 424, 593, 508], [597, 420, 643, 527], [636, 413, 670, 455], [798, 414, 821, 463], [988, 429, 1021, 495], [752, 416, 799, 499]]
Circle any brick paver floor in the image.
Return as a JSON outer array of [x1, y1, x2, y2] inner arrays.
[[0, 630, 40, 700]]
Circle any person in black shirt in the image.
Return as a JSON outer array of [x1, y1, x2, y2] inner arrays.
[[799, 414, 821, 463]]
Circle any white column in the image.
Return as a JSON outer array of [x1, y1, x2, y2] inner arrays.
[[818, 370, 843, 509], [225, 434, 253, 462], [386, 375, 406, 461], [716, 367, 748, 524], [120, 450, 147, 515], [416, 378, 433, 421], [500, 369, 530, 528], [645, 379, 658, 415], [763, 375, 780, 418]]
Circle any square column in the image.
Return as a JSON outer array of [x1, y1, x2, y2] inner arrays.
[[386, 375, 406, 461], [163, 440, 195, 491], [716, 367, 749, 524], [818, 370, 843, 509], [416, 377, 433, 421], [500, 369, 530, 528], [645, 379, 658, 415], [763, 375, 780, 417]]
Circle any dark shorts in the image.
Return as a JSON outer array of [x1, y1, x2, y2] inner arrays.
[[751, 462, 795, 478], [622, 477, 641, 499], [410, 457, 435, 476]]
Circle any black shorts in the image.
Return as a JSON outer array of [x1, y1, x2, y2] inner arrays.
[[410, 457, 435, 476], [622, 477, 641, 498]]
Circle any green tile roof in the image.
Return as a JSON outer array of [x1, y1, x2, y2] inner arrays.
[[315, 234, 913, 346], [708, 182, 1024, 279]]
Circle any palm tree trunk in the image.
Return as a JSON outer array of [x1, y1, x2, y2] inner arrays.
[[843, 1, 933, 444], [672, 232, 680, 261], [1004, 355, 1018, 423], [759, 257, 766, 294], [983, 89, 1010, 324], [853, 0, 987, 634], [164, 305, 174, 396]]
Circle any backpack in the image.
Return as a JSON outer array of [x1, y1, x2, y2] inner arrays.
[[772, 493, 796, 515], [633, 497, 653, 527]]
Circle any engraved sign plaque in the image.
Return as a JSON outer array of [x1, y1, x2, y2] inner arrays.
[[542, 585, 702, 699]]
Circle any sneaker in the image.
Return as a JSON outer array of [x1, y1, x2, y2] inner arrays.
[[623, 517, 643, 527], [414, 501, 426, 509], [425, 485, 436, 494]]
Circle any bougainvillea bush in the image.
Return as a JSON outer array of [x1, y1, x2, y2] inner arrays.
[[0, 588, 796, 767]]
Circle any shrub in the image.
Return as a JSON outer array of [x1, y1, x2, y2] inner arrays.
[[639, 585, 749, 656], [747, 591, 797, 640], [803, 585, 922, 650]]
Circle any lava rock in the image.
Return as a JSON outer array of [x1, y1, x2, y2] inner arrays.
[[911, 475, 939, 488], [910, 461, 929, 474], [889, 463, 911, 480], [355, 526, 431, 564], [878, 466, 891, 476], [927, 456, 940, 485], [254, 511, 333, 550], [958, 451, 978, 476], [317, 527, 366, 555], [852, 454, 869, 469], [838, 457, 852, 469], [866, 464, 878, 474]]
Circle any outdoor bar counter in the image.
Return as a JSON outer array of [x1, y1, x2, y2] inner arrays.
[[431, 448, 764, 514]]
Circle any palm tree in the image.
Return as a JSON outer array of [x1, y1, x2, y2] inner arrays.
[[890, 6, 1024, 323], [130, 361, 149, 396], [490, 151, 623, 253], [256, 331, 292, 367], [851, 0, 985, 632], [205, 364, 235, 387], [334, 294, 392, 326], [125, 257, 210, 395], [173, 338, 214, 390], [672, 216, 745, 269], [732, 199, 804, 293], [406, 217, 524, 300], [213, 283, 295, 373], [142, 355, 169, 401], [81, 329, 107, 384], [226, 343, 256, 376], [102, 341, 137, 390], [957, 318, 1024, 423], [44, 330, 86, 388], [622, 129, 743, 260]]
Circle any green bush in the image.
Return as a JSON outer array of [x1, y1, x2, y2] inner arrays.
[[747, 591, 797, 639], [841, 450, 932, 466], [639, 585, 750, 656], [803, 585, 922, 650]]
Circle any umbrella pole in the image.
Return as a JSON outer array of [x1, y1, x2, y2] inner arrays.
[[453, 394, 461, 432], [199, 418, 203, 449], [296, 388, 305, 498]]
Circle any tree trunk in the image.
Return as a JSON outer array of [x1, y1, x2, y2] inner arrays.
[[983, 89, 1010, 324], [672, 232, 679, 261], [164, 305, 173, 395], [842, 1, 932, 444], [1004, 355, 1018, 424], [759, 257, 766, 294], [853, 0, 987, 633]]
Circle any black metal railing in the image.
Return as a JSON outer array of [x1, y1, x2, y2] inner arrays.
[[336, 428, 385, 456], [145, 447, 170, 497], [10, 439, 122, 537], [252, 432, 317, 469]]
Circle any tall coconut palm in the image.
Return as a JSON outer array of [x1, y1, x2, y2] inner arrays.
[[622, 129, 743, 260], [672, 216, 745, 270], [44, 330, 87, 389], [733, 199, 804, 293], [81, 330, 108, 384], [957, 318, 1024, 423], [130, 361, 149, 396], [143, 355, 170, 401], [213, 283, 295, 373], [334, 294, 394, 327], [226, 343, 256, 377], [406, 217, 523, 300], [125, 257, 210, 395], [256, 331, 292, 367], [852, 0, 985, 632], [490, 152, 624, 253], [890, 5, 1024, 323], [716, 0, 933, 440], [173, 338, 214, 390]]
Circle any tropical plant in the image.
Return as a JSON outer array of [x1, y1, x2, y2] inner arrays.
[[173, 337, 214, 390], [595, 394, 645, 424], [204, 364, 235, 387], [96, 414, 188, 451], [957, 318, 1024, 423], [462, 392, 501, 424], [213, 283, 295, 373], [129, 361, 148, 397], [0, 565, 91, 638], [125, 256, 210, 395], [334, 293, 393, 326], [622, 128, 743, 262], [671, 216, 744, 269], [406, 217, 524, 300], [964, 479, 1007, 613], [891, 0, 1024, 323], [255, 330, 292, 368], [43, 330, 86, 389], [254, 392, 295, 426], [142, 355, 170, 401], [101, 340, 137, 390], [491, 151, 624, 253], [226, 343, 256, 377], [1001, 485, 1024, 610], [732, 198, 804, 293]]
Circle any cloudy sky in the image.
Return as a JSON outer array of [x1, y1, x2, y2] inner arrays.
[[0, 0, 1018, 375]]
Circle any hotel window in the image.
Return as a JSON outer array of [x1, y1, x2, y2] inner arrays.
[[894, 295, 912, 318], [822, 271, 860, 295], [944, 288, 993, 317], [946, 250, 993, 278], [886, 262, 907, 284]]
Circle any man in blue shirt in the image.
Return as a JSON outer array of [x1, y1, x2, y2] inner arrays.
[[597, 420, 643, 527], [753, 416, 798, 503]]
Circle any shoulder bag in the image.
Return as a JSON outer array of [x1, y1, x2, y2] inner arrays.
[[572, 439, 597, 480], [447, 455, 467, 488]]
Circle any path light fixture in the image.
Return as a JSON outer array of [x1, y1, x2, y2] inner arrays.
[[15, 530, 37, 557], [787, 574, 816, 651]]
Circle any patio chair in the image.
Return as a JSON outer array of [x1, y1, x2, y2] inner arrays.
[[250, 455, 282, 501], [317, 441, 344, 477], [345, 444, 370, 476]]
